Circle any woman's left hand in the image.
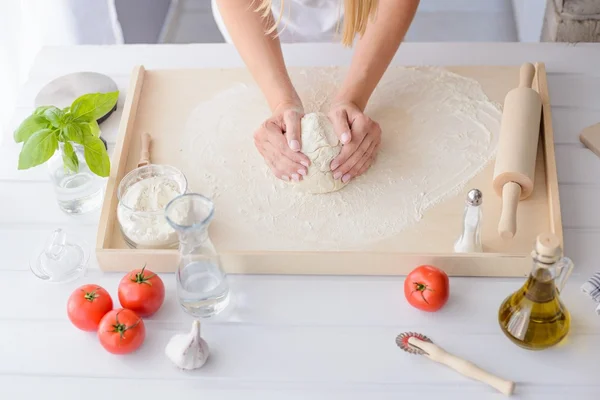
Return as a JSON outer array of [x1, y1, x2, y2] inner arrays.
[[328, 101, 381, 183]]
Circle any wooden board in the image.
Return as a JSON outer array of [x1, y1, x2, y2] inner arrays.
[[96, 63, 562, 277]]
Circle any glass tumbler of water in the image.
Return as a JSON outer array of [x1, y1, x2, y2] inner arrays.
[[165, 193, 230, 318], [47, 143, 105, 214]]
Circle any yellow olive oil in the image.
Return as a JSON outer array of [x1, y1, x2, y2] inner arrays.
[[498, 233, 574, 351], [498, 268, 570, 350]]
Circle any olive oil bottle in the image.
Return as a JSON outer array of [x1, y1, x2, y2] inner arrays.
[[498, 233, 574, 350]]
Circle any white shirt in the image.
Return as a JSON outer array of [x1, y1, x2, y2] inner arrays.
[[211, 0, 344, 43]]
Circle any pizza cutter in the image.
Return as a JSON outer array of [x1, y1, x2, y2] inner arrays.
[[395, 332, 515, 396]]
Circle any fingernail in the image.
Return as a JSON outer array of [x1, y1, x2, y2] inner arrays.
[[342, 173, 352, 183], [340, 132, 350, 144], [298, 168, 307, 176], [300, 160, 309, 167], [291, 173, 300, 182], [282, 175, 289, 181], [330, 162, 339, 171], [289, 140, 300, 151], [333, 171, 343, 180]]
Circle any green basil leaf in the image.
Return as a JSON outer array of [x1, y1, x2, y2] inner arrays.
[[34, 106, 53, 116], [62, 124, 84, 144], [87, 120, 100, 137], [62, 112, 74, 125], [43, 107, 65, 128], [13, 114, 49, 143], [77, 120, 100, 138], [17, 128, 59, 170], [62, 141, 79, 173], [82, 135, 110, 177], [71, 91, 119, 122]]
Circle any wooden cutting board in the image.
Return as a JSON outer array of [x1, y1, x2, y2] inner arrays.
[[96, 63, 561, 277]]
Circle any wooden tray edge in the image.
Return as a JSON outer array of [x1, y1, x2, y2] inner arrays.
[[534, 62, 564, 246], [96, 65, 146, 250], [96, 248, 530, 277]]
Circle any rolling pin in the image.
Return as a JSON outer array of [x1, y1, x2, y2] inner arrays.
[[492, 63, 542, 239]]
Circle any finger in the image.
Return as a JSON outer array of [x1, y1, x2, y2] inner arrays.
[[282, 109, 303, 152], [330, 115, 372, 170], [331, 123, 371, 172], [256, 120, 306, 181], [335, 139, 376, 182], [263, 141, 306, 181], [330, 108, 352, 145], [265, 125, 310, 168], [351, 141, 379, 180], [355, 155, 375, 178], [355, 141, 379, 173], [330, 138, 361, 172]]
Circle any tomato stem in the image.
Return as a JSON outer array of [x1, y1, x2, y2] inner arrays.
[[411, 281, 434, 305], [111, 310, 142, 339], [82, 288, 100, 302], [130, 263, 156, 286]]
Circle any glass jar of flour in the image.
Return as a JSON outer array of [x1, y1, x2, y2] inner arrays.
[[117, 165, 187, 249]]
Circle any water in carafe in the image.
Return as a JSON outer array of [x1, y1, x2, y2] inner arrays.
[[165, 193, 230, 318]]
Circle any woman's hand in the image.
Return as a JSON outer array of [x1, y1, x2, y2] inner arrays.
[[253, 102, 311, 182], [328, 101, 381, 183]]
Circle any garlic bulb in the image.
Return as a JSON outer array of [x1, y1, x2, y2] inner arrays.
[[165, 320, 209, 370]]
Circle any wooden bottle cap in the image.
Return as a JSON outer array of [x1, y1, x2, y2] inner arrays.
[[534, 232, 561, 263]]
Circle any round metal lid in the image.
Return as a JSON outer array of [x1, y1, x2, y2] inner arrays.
[[34, 71, 118, 124]]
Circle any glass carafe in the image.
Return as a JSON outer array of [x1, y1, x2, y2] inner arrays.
[[498, 233, 574, 350], [165, 193, 230, 318], [48, 143, 105, 214]]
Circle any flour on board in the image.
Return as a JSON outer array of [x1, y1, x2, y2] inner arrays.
[[180, 67, 502, 250]]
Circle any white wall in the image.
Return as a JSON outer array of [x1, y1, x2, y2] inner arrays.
[[512, 0, 548, 42]]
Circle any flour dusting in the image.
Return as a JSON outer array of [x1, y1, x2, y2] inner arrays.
[[180, 67, 502, 250]]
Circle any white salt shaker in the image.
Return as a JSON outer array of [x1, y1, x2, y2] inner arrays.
[[454, 189, 483, 253]]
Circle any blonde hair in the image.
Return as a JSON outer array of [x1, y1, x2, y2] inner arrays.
[[255, 0, 379, 46]]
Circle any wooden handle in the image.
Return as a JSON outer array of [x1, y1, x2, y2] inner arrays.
[[498, 182, 521, 239], [409, 338, 515, 396], [519, 63, 535, 89], [138, 132, 151, 166]]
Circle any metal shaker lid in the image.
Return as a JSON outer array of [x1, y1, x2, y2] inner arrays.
[[466, 189, 482, 206]]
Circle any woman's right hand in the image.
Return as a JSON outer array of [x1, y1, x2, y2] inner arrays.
[[253, 103, 311, 182]]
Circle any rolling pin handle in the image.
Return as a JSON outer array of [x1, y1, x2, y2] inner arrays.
[[519, 63, 536, 89], [498, 182, 522, 240]]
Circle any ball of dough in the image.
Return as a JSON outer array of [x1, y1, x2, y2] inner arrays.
[[293, 112, 347, 194]]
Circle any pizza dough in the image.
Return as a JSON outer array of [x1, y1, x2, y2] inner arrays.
[[293, 112, 347, 194]]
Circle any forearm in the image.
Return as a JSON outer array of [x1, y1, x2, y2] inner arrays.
[[335, 0, 419, 110], [216, 0, 300, 111]]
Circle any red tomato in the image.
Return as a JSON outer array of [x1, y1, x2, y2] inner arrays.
[[404, 265, 449, 312], [98, 308, 145, 354], [67, 284, 113, 331], [118, 265, 165, 317]]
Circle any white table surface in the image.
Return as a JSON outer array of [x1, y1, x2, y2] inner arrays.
[[1, 43, 600, 400]]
